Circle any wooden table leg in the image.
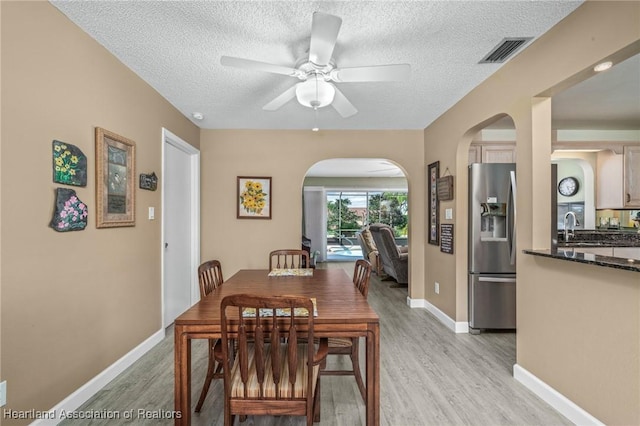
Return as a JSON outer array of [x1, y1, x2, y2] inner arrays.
[[174, 326, 191, 425], [366, 323, 380, 426]]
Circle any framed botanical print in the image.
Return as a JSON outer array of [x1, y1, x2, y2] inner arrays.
[[237, 176, 271, 219], [428, 161, 439, 245], [95, 127, 136, 228]]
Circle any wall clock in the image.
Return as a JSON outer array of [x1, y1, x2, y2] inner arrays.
[[558, 176, 579, 196]]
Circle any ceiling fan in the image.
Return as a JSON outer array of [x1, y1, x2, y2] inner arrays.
[[220, 12, 411, 118]]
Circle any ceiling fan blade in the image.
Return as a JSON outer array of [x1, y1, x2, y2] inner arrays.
[[220, 56, 298, 77], [330, 84, 357, 118], [309, 12, 342, 66], [333, 64, 411, 82], [263, 85, 298, 111]]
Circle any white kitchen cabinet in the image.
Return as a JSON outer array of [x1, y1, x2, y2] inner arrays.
[[623, 145, 640, 207], [596, 150, 624, 209], [613, 247, 640, 260], [469, 143, 516, 164], [468, 144, 481, 165], [481, 144, 516, 163]]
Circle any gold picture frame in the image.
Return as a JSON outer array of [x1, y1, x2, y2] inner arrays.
[[95, 127, 136, 228], [237, 176, 271, 219]]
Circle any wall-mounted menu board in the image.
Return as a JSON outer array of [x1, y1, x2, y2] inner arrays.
[[440, 224, 454, 254]]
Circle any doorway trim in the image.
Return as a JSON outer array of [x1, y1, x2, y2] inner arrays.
[[161, 128, 200, 328]]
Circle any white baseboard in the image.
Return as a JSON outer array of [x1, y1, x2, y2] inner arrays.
[[31, 329, 165, 425], [407, 297, 469, 333], [513, 364, 604, 426]]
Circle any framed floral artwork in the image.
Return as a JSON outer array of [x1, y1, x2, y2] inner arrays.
[[95, 127, 136, 228], [237, 176, 271, 219]]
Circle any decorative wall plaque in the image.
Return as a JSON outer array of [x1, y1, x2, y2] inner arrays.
[[437, 175, 454, 201], [52, 140, 87, 187], [139, 172, 158, 191], [440, 223, 454, 254], [50, 188, 88, 232]]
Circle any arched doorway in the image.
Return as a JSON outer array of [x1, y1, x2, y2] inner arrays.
[[458, 115, 518, 334], [302, 158, 409, 277]]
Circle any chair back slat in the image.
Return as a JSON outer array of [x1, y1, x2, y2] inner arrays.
[[220, 294, 315, 403], [254, 319, 266, 397], [269, 249, 310, 270], [287, 323, 298, 388], [198, 260, 224, 298], [353, 259, 372, 298], [271, 320, 281, 390]]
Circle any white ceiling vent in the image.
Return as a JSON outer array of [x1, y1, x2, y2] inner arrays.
[[479, 37, 533, 63]]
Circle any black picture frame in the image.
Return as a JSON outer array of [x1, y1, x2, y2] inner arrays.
[[428, 161, 440, 245]]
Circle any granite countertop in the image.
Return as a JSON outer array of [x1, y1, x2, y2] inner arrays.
[[558, 229, 640, 248], [523, 249, 640, 272]]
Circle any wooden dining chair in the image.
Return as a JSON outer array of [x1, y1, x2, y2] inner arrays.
[[321, 259, 372, 401], [194, 260, 225, 413], [219, 294, 328, 426], [269, 249, 310, 270]]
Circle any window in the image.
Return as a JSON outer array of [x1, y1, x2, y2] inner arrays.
[[326, 191, 408, 248]]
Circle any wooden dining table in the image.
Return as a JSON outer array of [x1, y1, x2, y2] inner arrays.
[[174, 268, 381, 425]]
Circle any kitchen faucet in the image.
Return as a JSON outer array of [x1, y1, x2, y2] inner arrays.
[[563, 211, 579, 242]]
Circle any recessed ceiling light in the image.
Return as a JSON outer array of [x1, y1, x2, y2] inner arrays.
[[191, 112, 204, 120], [593, 61, 613, 72]]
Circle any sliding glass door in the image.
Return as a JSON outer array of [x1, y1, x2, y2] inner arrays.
[[326, 190, 408, 259]]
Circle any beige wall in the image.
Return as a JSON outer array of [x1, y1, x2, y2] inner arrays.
[[199, 129, 425, 297], [2, 1, 639, 425], [0, 2, 199, 422], [424, 2, 640, 424]]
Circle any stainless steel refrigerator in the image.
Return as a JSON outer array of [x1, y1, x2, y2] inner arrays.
[[468, 163, 516, 333]]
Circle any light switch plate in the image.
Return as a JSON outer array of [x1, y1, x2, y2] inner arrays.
[[445, 208, 453, 220], [0, 380, 7, 406], [148, 207, 155, 220]]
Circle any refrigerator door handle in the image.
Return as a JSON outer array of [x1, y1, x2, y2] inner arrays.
[[478, 276, 517, 283], [508, 170, 517, 265]]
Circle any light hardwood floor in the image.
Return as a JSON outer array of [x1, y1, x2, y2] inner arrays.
[[60, 262, 570, 425]]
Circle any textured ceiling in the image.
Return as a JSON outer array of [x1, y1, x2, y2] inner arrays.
[[50, 0, 584, 131]]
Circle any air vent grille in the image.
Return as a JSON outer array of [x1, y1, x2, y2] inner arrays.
[[479, 37, 533, 63]]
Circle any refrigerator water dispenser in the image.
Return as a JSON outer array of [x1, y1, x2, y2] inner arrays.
[[480, 202, 507, 240]]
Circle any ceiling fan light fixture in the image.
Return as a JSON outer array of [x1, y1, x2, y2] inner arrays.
[[296, 77, 335, 108]]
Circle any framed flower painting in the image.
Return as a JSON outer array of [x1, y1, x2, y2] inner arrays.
[[237, 176, 271, 219]]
